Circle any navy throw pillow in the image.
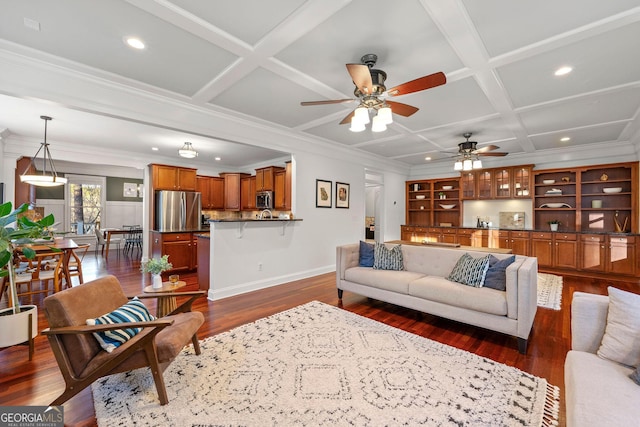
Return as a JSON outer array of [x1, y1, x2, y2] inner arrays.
[[483, 255, 516, 291], [359, 241, 375, 267]]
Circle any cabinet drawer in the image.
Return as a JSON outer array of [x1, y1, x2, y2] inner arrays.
[[457, 228, 474, 235], [511, 231, 530, 238], [498, 230, 509, 238], [415, 227, 428, 233], [441, 228, 456, 234], [532, 232, 552, 239], [428, 228, 440, 233], [610, 236, 634, 244], [581, 235, 604, 243], [402, 226, 414, 232], [165, 233, 191, 241], [556, 233, 577, 241]]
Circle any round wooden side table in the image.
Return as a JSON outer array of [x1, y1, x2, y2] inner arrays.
[[143, 280, 187, 317]]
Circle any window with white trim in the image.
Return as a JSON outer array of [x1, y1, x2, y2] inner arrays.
[[65, 175, 106, 235]]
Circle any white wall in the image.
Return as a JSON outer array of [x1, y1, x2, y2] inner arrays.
[[209, 151, 382, 300]]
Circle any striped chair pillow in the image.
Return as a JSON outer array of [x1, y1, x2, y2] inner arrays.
[[373, 243, 404, 271], [87, 297, 155, 353], [447, 253, 491, 287]]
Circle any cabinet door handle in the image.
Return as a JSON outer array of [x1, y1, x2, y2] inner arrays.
[[602, 246, 605, 249]]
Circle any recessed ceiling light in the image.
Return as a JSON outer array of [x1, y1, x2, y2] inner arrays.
[[215, 157, 221, 161], [424, 156, 431, 161], [560, 137, 571, 142], [125, 37, 145, 50], [151, 147, 159, 151], [554, 66, 572, 76]]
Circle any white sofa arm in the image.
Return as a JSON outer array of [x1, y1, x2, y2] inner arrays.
[[515, 256, 538, 341], [336, 243, 360, 282], [571, 292, 609, 354]]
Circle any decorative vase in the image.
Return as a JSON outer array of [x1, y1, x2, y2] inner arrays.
[[550, 223, 559, 232], [152, 274, 163, 289]]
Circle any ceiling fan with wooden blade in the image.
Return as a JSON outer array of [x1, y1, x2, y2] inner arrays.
[[453, 133, 508, 157], [301, 54, 446, 131]]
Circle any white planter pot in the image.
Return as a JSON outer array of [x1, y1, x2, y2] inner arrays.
[[0, 305, 38, 348], [550, 223, 559, 232], [152, 274, 163, 289]]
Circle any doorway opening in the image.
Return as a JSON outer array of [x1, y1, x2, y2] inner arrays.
[[365, 170, 384, 242]]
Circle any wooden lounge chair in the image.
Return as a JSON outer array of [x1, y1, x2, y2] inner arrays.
[[42, 275, 205, 406]]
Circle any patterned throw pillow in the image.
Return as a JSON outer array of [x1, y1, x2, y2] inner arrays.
[[447, 253, 491, 287], [373, 243, 404, 271], [87, 297, 156, 353]]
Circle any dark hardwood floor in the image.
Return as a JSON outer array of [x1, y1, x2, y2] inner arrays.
[[1, 250, 638, 426]]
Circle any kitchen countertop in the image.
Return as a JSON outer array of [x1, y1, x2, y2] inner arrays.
[[402, 225, 635, 236]]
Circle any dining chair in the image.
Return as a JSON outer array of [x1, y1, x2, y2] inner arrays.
[[95, 228, 121, 257], [123, 226, 142, 256], [67, 243, 90, 287], [7, 251, 64, 305]]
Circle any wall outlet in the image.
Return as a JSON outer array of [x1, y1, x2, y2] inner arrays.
[[258, 262, 263, 271]]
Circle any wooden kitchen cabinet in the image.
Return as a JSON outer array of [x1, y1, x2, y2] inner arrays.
[[241, 175, 256, 210], [284, 161, 292, 210], [460, 165, 532, 200], [150, 231, 197, 271], [531, 231, 577, 269], [274, 169, 286, 210], [220, 173, 250, 211], [581, 234, 635, 275], [152, 164, 197, 191], [197, 176, 225, 209], [255, 166, 284, 191], [498, 230, 531, 256]]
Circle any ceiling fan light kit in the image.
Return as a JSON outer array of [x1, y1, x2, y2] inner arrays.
[[302, 54, 446, 133], [451, 132, 505, 171], [20, 115, 68, 187]]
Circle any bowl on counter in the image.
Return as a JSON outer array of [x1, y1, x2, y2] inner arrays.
[[603, 187, 622, 193], [542, 179, 555, 184], [439, 204, 456, 209], [442, 185, 453, 190], [415, 195, 426, 199]]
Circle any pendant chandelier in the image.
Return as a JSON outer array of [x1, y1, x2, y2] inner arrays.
[[178, 142, 198, 158], [20, 116, 68, 187]]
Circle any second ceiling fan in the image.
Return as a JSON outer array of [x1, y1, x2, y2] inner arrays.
[[300, 54, 446, 132]]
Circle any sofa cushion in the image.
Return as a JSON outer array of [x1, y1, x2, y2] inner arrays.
[[344, 266, 425, 294], [446, 253, 490, 287], [565, 350, 640, 427], [483, 255, 516, 291], [373, 243, 404, 271], [597, 287, 640, 367], [359, 241, 375, 267], [87, 297, 155, 353], [409, 276, 508, 316]]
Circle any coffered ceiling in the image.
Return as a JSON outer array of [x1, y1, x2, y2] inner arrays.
[[0, 0, 639, 171]]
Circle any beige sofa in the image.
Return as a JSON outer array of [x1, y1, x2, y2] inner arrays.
[[565, 292, 640, 426], [336, 243, 538, 353]]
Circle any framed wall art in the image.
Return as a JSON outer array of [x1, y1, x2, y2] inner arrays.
[[336, 182, 350, 209], [316, 179, 332, 208]]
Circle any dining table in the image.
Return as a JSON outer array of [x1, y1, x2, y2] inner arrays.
[[29, 238, 79, 292], [102, 228, 135, 259]]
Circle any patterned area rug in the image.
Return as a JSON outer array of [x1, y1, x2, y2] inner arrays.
[[537, 273, 563, 310], [92, 301, 559, 426]]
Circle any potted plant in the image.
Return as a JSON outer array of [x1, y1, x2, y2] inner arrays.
[[141, 255, 172, 289], [547, 220, 560, 232], [438, 192, 446, 199], [0, 201, 56, 353]]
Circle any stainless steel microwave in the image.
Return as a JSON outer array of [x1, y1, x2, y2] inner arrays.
[[256, 191, 273, 209]]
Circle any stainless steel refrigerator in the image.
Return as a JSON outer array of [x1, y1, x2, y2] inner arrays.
[[155, 190, 202, 231]]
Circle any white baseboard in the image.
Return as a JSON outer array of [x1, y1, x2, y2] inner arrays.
[[207, 265, 335, 301]]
